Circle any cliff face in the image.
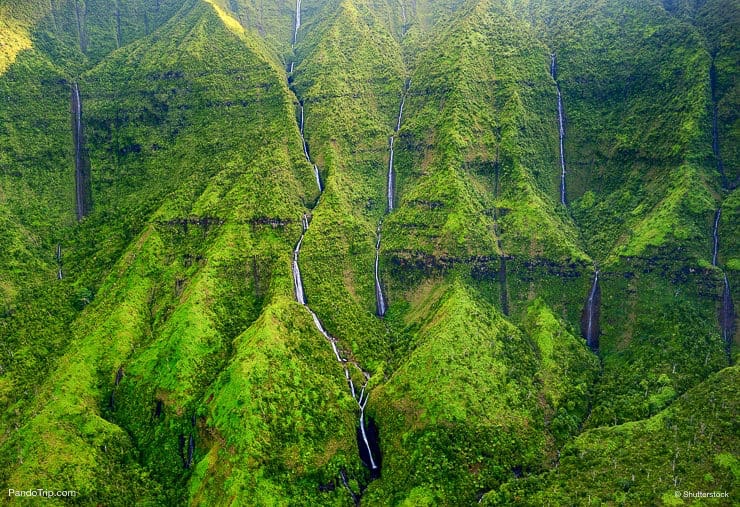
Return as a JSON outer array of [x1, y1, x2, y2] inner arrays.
[[0, 0, 736, 504]]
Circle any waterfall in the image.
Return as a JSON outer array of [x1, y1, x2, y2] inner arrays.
[[299, 104, 310, 161], [387, 136, 395, 211], [712, 208, 721, 266], [357, 386, 378, 471], [56, 243, 63, 280], [551, 54, 567, 206], [298, 104, 321, 191], [377, 85, 409, 314], [340, 469, 360, 506], [396, 96, 405, 132], [387, 87, 407, 212], [581, 270, 601, 351], [287, 17, 380, 486], [73, 82, 83, 217], [292, 214, 380, 471], [71, 82, 91, 220], [292, 233, 307, 305], [374, 227, 386, 316], [314, 165, 323, 192], [186, 434, 195, 469], [293, 0, 302, 46]]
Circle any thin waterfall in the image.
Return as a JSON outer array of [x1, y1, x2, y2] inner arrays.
[[581, 270, 600, 351], [551, 54, 567, 205], [298, 103, 321, 192], [376, 82, 411, 316], [71, 82, 91, 220], [387, 83, 408, 212], [314, 165, 323, 192], [292, 230, 306, 305], [396, 95, 405, 132], [340, 469, 360, 506], [387, 137, 395, 211], [712, 208, 721, 266], [299, 104, 310, 161], [293, 0, 302, 46], [56, 243, 63, 280], [374, 225, 386, 316]]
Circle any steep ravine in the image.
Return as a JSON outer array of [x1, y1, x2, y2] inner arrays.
[[374, 79, 410, 317], [71, 81, 91, 220], [288, 5, 380, 501], [550, 53, 567, 206], [711, 207, 735, 363], [581, 270, 600, 352]]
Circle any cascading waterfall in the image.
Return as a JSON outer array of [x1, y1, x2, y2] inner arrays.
[[551, 54, 567, 206], [291, 214, 380, 473], [288, 9, 380, 488], [375, 82, 410, 317], [581, 270, 601, 351]]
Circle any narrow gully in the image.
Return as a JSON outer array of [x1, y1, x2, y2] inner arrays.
[[710, 207, 735, 363], [551, 54, 567, 206], [288, 5, 380, 490], [710, 60, 728, 187], [374, 224, 386, 316], [71, 82, 91, 220], [375, 80, 410, 317], [712, 208, 721, 267], [581, 270, 600, 352]]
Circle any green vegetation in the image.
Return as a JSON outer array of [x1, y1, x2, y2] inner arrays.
[[0, 0, 736, 504]]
